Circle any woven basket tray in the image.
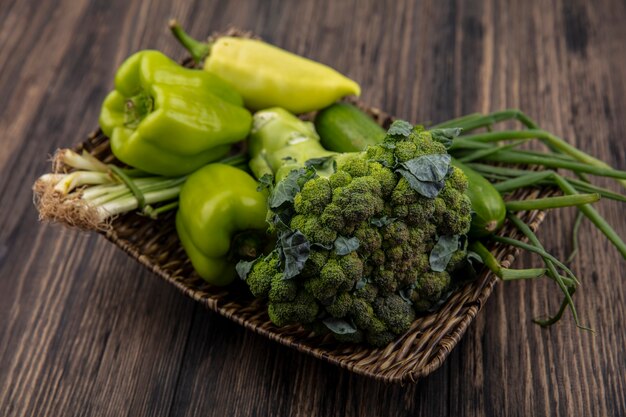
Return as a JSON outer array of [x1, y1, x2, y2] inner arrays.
[[68, 98, 551, 384]]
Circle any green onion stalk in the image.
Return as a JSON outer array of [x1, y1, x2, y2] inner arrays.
[[435, 109, 626, 259], [435, 108, 626, 328], [33, 149, 247, 230]]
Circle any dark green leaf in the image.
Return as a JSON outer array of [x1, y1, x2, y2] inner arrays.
[[398, 287, 413, 303], [269, 171, 301, 209], [305, 156, 337, 176], [334, 236, 360, 255], [387, 120, 413, 137], [312, 242, 334, 250], [305, 156, 333, 169], [322, 318, 358, 335], [467, 250, 483, 264], [256, 173, 274, 192], [429, 234, 460, 272], [370, 216, 396, 227], [430, 128, 462, 149], [355, 277, 368, 290], [397, 153, 451, 198], [269, 168, 315, 209], [235, 258, 258, 280], [449, 251, 480, 286], [270, 211, 292, 233], [279, 230, 310, 279], [403, 154, 451, 182]]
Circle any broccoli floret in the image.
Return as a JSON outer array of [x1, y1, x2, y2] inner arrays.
[[320, 203, 345, 231], [393, 141, 418, 162], [446, 249, 468, 273], [301, 249, 329, 277], [246, 254, 280, 298], [373, 294, 416, 334], [410, 271, 452, 311], [350, 297, 378, 329], [305, 257, 357, 302], [290, 214, 337, 246], [268, 290, 319, 326], [351, 305, 394, 347], [328, 170, 352, 188], [338, 153, 369, 177], [368, 162, 397, 197], [325, 292, 353, 317], [269, 274, 298, 302], [332, 176, 384, 223], [434, 171, 472, 235], [354, 222, 382, 253], [372, 269, 397, 294], [445, 166, 469, 193], [294, 177, 332, 215], [365, 328, 395, 347], [354, 283, 378, 303], [410, 127, 448, 155], [366, 144, 395, 168], [338, 252, 364, 283], [380, 221, 409, 246]]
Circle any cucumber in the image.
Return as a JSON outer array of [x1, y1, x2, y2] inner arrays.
[[452, 159, 506, 238], [314, 103, 386, 153], [313, 103, 506, 238]]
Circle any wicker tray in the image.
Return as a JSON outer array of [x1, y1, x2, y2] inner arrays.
[[68, 98, 551, 384]]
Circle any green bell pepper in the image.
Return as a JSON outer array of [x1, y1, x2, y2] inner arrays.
[[176, 164, 268, 285], [99, 50, 252, 176]]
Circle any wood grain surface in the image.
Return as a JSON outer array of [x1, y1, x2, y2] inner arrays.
[[1, 0, 625, 416]]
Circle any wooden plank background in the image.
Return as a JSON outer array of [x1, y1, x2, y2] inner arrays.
[[1, 0, 625, 415]]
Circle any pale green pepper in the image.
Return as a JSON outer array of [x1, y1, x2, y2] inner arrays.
[[170, 21, 361, 114]]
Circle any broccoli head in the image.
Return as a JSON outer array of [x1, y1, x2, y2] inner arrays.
[[243, 121, 473, 347]]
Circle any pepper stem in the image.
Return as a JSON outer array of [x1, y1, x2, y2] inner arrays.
[[125, 91, 153, 129], [168, 19, 211, 64]]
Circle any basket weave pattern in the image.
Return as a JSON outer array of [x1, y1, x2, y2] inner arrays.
[[73, 101, 551, 384]]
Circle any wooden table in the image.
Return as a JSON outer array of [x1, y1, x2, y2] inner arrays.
[[1, 0, 625, 415]]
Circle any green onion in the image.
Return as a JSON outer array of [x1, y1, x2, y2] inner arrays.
[[505, 193, 600, 211]]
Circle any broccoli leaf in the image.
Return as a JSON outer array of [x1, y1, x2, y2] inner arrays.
[[429, 234, 460, 272], [270, 211, 293, 233], [269, 168, 315, 209], [279, 230, 310, 280], [370, 216, 396, 227], [396, 153, 451, 198], [305, 156, 337, 176], [334, 236, 360, 255], [449, 250, 481, 286], [235, 258, 258, 280], [387, 120, 413, 137], [355, 277, 368, 290], [430, 128, 462, 149], [398, 287, 413, 303], [257, 173, 274, 192], [322, 317, 358, 335], [312, 242, 334, 251], [305, 156, 333, 169], [270, 171, 301, 209], [467, 250, 482, 264]]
